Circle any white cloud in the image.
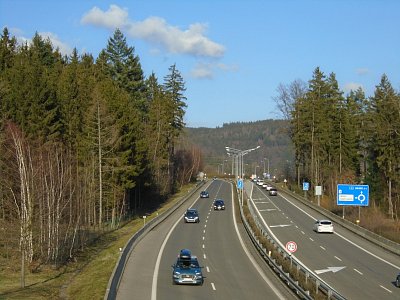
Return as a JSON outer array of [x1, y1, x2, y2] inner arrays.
[[81, 5, 225, 58], [190, 62, 239, 79], [81, 5, 129, 29], [343, 82, 364, 93], [40, 32, 73, 56], [356, 68, 369, 75], [191, 63, 214, 79]]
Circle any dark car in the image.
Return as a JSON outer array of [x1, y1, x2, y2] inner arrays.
[[213, 199, 225, 210], [184, 209, 200, 223], [200, 191, 209, 198], [269, 188, 278, 196], [396, 273, 400, 288], [172, 249, 204, 285]]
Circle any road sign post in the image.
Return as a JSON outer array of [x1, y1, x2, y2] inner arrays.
[[303, 182, 309, 199], [337, 184, 369, 220]]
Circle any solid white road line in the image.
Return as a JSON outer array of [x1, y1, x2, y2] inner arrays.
[[151, 210, 186, 300], [230, 184, 286, 299]]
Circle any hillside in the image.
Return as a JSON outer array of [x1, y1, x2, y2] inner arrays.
[[185, 119, 294, 179]]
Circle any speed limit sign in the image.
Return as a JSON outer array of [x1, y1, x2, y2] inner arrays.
[[285, 241, 297, 253]]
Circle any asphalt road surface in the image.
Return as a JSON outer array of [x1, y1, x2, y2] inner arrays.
[[247, 181, 400, 300], [116, 179, 297, 300]]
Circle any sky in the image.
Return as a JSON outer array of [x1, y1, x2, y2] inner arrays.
[[1, 0, 400, 128]]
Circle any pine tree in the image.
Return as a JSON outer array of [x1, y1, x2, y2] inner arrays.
[[368, 74, 400, 219]]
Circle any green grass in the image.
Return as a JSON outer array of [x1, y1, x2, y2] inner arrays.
[[0, 183, 196, 300]]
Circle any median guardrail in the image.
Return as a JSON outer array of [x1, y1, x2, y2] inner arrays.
[[238, 181, 347, 299]]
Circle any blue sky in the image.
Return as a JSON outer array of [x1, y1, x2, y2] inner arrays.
[[1, 0, 400, 128]]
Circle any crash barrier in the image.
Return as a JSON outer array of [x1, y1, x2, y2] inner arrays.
[[238, 187, 346, 300], [104, 181, 205, 300], [277, 186, 400, 256]]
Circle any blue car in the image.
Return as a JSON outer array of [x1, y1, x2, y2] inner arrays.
[[172, 249, 204, 285], [200, 191, 209, 198], [184, 209, 200, 223]]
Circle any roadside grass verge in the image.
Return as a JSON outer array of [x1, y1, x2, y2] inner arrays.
[[0, 183, 196, 300]]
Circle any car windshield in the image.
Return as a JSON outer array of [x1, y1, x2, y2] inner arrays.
[[215, 201, 223, 205], [186, 211, 197, 216], [320, 221, 332, 225], [177, 258, 199, 268]]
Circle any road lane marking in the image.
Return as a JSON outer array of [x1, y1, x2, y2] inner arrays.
[[380, 285, 392, 293], [202, 236, 205, 240], [320, 246, 326, 251], [206, 266, 210, 272], [204, 254, 207, 259], [335, 256, 342, 261], [151, 205, 188, 300], [274, 191, 400, 270], [202, 244, 205, 249], [231, 183, 286, 299], [211, 282, 216, 290], [353, 268, 363, 275], [270, 224, 292, 228], [301, 231, 305, 234], [309, 237, 314, 241]]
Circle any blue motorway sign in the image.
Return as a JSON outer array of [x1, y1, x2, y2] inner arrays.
[[337, 184, 369, 206], [303, 182, 310, 191], [237, 179, 243, 189]]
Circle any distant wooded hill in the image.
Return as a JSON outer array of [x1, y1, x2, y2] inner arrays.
[[185, 119, 294, 179]]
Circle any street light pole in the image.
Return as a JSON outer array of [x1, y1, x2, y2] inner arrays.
[[226, 145, 261, 206]]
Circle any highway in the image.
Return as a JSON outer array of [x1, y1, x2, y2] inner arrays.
[[247, 181, 400, 299], [116, 179, 296, 300]]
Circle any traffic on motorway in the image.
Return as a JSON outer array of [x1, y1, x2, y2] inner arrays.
[[248, 179, 400, 299]]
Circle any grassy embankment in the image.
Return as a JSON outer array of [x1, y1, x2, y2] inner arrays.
[[0, 184, 196, 300]]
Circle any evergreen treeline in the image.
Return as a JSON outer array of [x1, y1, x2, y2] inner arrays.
[[276, 67, 400, 220], [0, 27, 202, 272]]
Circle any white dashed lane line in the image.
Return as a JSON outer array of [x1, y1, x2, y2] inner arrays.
[[320, 246, 326, 251], [206, 266, 210, 272], [354, 268, 363, 275], [335, 256, 342, 261], [379, 285, 392, 293], [211, 282, 216, 290]]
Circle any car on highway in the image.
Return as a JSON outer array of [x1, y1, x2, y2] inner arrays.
[[213, 199, 225, 210], [313, 220, 334, 233], [269, 188, 278, 196], [200, 191, 209, 198], [396, 272, 400, 287], [172, 249, 204, 285], [265, 184, 273, 191], [184, 209, 200, 223]]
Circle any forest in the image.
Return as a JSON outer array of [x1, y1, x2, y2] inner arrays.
[[0, 27, 202, 279], [274, 68, 400, 221]]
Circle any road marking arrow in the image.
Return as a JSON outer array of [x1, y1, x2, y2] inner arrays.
[[270, 224, 292, 228], [315, 266, 346, 274]]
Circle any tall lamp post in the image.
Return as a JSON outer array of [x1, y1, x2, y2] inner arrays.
[[225, 145, 260, 205]]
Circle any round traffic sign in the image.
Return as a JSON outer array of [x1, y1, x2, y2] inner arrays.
[[285, 241, 297, 253]]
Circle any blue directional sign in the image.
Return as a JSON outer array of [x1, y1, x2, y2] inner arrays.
[[303, 182, 310, 191], [337, 184, 369, 206], [237, 179, 243, 189]]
